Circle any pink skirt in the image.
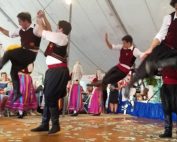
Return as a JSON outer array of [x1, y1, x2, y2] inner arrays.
[[88, 87, 102, 114], [6, 74, 37, 111], [68, 84, 83, 112]]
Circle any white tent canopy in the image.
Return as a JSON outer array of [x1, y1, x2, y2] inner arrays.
[[0, 0, 173, 76]]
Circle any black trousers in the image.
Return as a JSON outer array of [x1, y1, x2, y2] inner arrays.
[[160, 84, 177, 131], [129, 43, 177, 87], [44, 66, 69, 108], [102, 65, 127, 109], [0, 48, 37, 95]]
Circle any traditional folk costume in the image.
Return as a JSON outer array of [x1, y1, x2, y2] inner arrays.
[[0, 26, 41, 102], [102, 45, 143, 110], [128, 12, 177, 88], [31, 21, 71, 134], [68, 81, 83, 116], [159, 67, 177, 137], [126, 8, 177, 138], [68, 62, 84, 116], [88, 78, 103, 115], [6, 73, 37, 118]]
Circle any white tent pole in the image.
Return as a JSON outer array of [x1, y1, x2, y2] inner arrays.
[[62, 0, 73, 117], [67, 2, 72, 66]]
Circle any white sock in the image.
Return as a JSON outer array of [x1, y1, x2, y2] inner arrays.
[[19, 110, 23, 115], [74, 110, 77, 114]]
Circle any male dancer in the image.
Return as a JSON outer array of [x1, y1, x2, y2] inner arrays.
[[126, 0, 177, 138], [128, 0, 177, 86], [102, 33, 143, 110], [31, 10, 71, 134], [0, 12, 41, 102]]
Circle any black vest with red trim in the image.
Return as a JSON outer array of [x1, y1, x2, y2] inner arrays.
[[163, 12, 177, 49], [44, 42, 68, 63], [19, 27, 41, 50], [119, 47, 136, 67]]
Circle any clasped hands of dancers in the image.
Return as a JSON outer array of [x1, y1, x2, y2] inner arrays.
[[0, 0, 177, 137], [0, 10, 71, 134]]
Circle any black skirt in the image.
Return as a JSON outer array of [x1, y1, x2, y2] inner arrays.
[[160, 84, 177, 114], [109, 90, 118, 104]]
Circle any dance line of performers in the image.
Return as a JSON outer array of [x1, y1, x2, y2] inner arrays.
[[0, 0, 176, 138]]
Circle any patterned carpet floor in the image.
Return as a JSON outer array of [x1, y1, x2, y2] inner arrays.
[[0, 114, 177, 142]]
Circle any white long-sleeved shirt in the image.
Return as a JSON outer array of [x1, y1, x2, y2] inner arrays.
[[112, 44, 143, 69], [9, 25, 37, 38], [112, 44, 143, 58], [155, 12, 177, 42], [41, 30, 68, 65]]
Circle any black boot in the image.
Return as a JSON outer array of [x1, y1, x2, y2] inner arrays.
[[71, 112, 78, 116], [145, 61, 158, 75], [125, 59, 150, 98], [159, 114, 172, 138], [48, 107, 60, 134], [145, 57, 177, 75], [31, 106, 50, 132]]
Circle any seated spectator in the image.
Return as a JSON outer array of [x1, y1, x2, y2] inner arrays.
[[0, 72, 12, 117]]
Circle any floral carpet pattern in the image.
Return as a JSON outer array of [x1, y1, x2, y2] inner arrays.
[[0, 114, 176, 142]]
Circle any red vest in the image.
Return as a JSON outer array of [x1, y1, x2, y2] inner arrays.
[[119, 47, 136, 67], [163, 12, 177, 49], [162, 67, 177, 84]]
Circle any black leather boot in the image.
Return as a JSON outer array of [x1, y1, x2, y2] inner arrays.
[[159, 114, 172, 138], [31, 106, 50, 132], [145, 61, 158, 75], [48, 107, 60, 134], [146, 57, 177, 75]]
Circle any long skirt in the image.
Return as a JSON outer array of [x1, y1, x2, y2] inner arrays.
[[68, 84, 83, 112], [88, 87, 102, 114], [6, 74, 37, 111]]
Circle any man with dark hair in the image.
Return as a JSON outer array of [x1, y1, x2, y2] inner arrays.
[[31, 10, 71, 134], [0, 12, 41, 102], [101, 33, 143, 112], [126, 0, 177, 138], [17, 12, 32, 23], [58, 20, 72, 35]]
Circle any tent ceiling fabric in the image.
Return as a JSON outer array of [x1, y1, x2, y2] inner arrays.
[[0, 0, 173, 75]]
